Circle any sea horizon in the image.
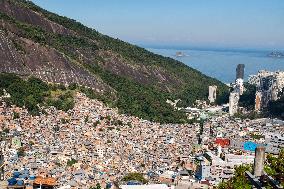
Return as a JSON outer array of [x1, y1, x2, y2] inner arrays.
[[142, 44, 284, 54], [147, 46, 284, 83]]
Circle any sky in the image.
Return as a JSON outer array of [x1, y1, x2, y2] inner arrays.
[[31, 0, 284, 49]]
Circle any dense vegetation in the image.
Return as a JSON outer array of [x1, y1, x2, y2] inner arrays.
[[122, 173, 148, 184], [265, 149, 284, 186], [216, 89, 230, 105], [0, 0, 230, 123], [267, 95, 284, 119], [239, 83, 256, 110], [67, 158, 78, 167], [86, 64, 188, 123], [0, 73, 75, 115], [89, 183, 102, 189]]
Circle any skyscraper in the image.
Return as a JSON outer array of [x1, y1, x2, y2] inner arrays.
[[208, 86, 217, 103], [236, 64, 245, 80]]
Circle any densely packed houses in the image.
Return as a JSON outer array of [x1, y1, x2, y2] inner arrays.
[[0, 91, 283, 188]]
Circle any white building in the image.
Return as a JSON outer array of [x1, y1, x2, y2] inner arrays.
[[196, 152, 226, 183], [96, 145, 105, 158], [249, 70, 284, 110], [235, 78, 244, 95], [208, 86, 217, 103], [229, 92, 239, 116], [225, 154, 255, 165]]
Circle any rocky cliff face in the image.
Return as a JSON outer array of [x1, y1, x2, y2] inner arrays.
[[0, 0, 74, 35], [0, 0, 179, 92], [0, 29, 106, 92], [0, 0, 228, 122], [0, 0, 109, 92]]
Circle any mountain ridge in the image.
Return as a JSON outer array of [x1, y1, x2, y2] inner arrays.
[[0, 0, 229, 123]]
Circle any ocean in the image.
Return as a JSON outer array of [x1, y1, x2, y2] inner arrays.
[[147, 48, 284, 84]]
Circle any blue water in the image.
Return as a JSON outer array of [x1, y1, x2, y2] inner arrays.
[[147, 48, 284, 83]]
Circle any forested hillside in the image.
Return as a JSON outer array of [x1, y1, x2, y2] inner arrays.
[[0, 0, 229, 123]]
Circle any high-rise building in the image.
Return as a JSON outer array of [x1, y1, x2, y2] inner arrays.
[[255, 92, 262, 111], [228, 65, 245, 115], [235, 78, 244, 95], [208, 86, 217, 103], [236, 64, 245, 80], [229, 92, 239, 116], [249, 70, 284, 110]]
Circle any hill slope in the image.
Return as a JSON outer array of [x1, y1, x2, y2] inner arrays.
[[0, 0, 229, 123]]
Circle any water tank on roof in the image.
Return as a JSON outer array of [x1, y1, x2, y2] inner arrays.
[[13, 171, 21, 178], [17, 180, 24, 186], [8, 178, 17, 186], [244, 141, 258, 151], [21, 169, 29, 174]]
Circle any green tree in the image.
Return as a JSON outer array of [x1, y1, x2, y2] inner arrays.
[[67, 158, 77, 167], [122, 173, 148, 184], [96, 183, 101, 189], [68, 83, 78, 90], [13, 111, 20, 119], [3, 128, 9, 133], [268, 96, 284, 119], [239, 83, 256, 110], [17, 147, 25, 157], [218, 181, 232, 189], [266, 149, 284, 186], [0, 0, 230, 123]]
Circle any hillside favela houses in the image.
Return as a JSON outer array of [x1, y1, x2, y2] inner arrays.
[[0, 65, 283, 188]]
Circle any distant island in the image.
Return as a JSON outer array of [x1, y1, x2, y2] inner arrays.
[[0, 0, 228, 124], [175, 51, 187, 57], [268, 51, 284, 58]]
